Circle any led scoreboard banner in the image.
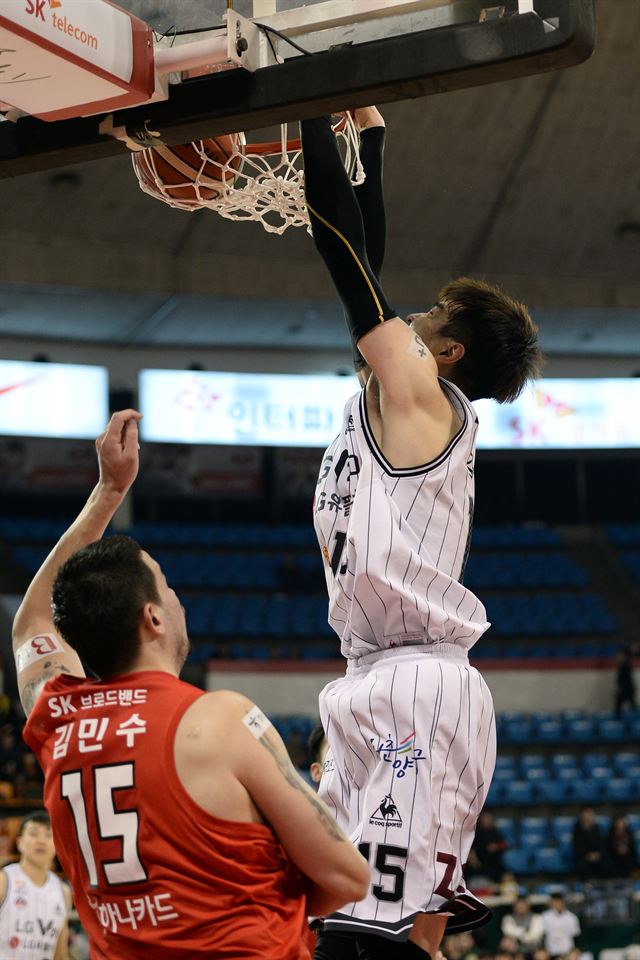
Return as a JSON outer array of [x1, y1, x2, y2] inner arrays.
[[140, 371, 640, 450], [0, 360, 108, 439]]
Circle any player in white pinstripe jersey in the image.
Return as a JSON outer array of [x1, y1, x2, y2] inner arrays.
[[301, 107, 543, 960], [0, 811, 71, 960]]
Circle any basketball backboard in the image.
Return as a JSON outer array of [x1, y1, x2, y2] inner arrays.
[[0, 0, 596, 177]]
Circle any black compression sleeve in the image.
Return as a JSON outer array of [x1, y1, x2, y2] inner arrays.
[[354, 125, 386, 280], [301, 118, 396, 354]]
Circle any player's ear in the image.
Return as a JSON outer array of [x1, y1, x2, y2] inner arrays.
[[309, 762, 322, 784], [436, 339, 465, 366], [140, 603, 163, 636]]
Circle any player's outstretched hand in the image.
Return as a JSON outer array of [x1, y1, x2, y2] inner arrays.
[[351, 106, 385, 131], [95, 409, 143, 496]]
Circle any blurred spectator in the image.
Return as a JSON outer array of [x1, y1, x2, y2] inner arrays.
[[532, 949, 551, 960], [0, 810, 72, 958], [442, 932, 479, 960], [0, 726, 25, 783], [615, 646, 637, 716], [468, 812, 508, 882], [540, 893, 580, 960], [308, 724, 329, 786], [573, 807, 606, 879], [499, 870, 522, 900], [606, 815, 638, 878], [502, 895, 545, 955]]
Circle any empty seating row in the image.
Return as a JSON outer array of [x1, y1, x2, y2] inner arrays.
[[484, 592, 617, 635], [487, 775, 640, 807], [504, 845, 572, 875], [495, 812, 640, 847], [497, 712, 640, 745], [10, 543, 592, 592], [495, 750, 640, 779], [0, 516, 563, 549], [473, 639, 616, 659], [465, 552, 588, 588]]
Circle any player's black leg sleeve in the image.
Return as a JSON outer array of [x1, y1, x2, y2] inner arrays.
[[355, 933, 432, 959], [313, 929, 359, 960], [301, 118, 396, 360]]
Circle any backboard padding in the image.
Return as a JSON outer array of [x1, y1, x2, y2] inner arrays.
[[0, 0, 596, 178]]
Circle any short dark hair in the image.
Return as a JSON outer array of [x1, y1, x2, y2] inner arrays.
[[52, 535, 160, 679], [307, 723, 326, 765], [19, 810, 50, 836], [438, 276, 544, 403]]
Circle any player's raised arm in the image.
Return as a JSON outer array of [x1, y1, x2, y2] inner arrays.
[[12, 410, 142, 716], [212, 691, 370, 917], [301, 110, 442, 406]]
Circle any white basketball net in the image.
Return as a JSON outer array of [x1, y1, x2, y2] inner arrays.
[[131, 118, 364, 235]]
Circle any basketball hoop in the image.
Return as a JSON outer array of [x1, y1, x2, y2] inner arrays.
[[131, 116, 364, 235]]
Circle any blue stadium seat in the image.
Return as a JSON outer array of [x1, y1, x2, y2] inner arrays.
[[503, 781, 534, 806], [521, 831, 548, 849], [565, 718, 595, 742], [572, 780, 603, 804], [551, 754, 580, 771], [605, 778, 634, 803], [502, 719, 533, 744], [598, 718, 627, 742], [614, 752, 640, 773], [583, 752, 609, 773], [485, 781, 506, 807], [534, 847, 571, 874], [536, 719, 564, 743], [503, 848, 533, 875], [521, 816, 548, 833], [551, 815, 576, 839], [520, 754, 547, 771], [493, 767, 516, 782], [494, 817, 516, 845], [536, 781, 572, 804]]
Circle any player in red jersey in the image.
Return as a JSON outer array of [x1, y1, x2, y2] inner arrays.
[[13, 410, 369, 960]]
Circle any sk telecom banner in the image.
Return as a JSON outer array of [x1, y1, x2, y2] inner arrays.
[[0, 361, 108, 439]]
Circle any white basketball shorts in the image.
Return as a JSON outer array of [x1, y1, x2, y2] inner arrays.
[[318, 644, 496, 941]]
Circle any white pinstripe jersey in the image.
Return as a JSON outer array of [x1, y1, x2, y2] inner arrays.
[[0, 863, 67, 960], [313, 379, 490, 660]]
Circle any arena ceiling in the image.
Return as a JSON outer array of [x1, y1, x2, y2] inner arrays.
[[0, 0, 639, 359]]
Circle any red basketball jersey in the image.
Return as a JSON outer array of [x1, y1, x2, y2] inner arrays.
[[24, 670, 310, 960]]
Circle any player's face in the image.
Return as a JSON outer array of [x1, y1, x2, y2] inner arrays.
[[406, 301, 451, 349], [18, 821, 55, 870], [142, 553, 190, 669]]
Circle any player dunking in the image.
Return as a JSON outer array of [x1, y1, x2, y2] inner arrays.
[[301, 108, 543, 960], [13, 410, 368, 960]]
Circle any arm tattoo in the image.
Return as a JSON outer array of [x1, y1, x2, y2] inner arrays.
[[258, 730, 345, 843], [20, 660, 75, 716]]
